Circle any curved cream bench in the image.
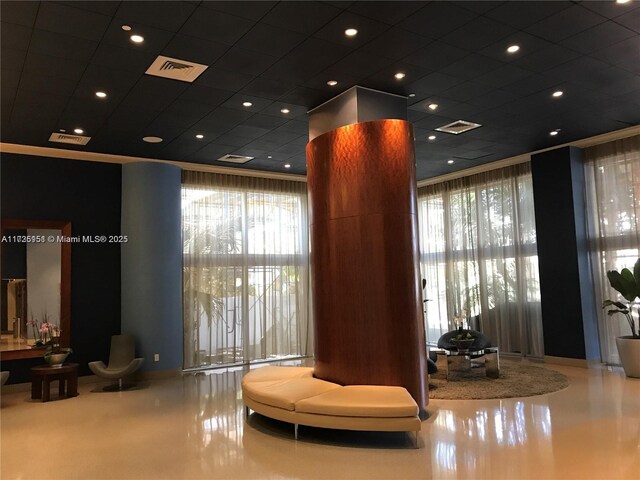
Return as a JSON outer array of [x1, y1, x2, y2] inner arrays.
[[242, 366, 421, 447]]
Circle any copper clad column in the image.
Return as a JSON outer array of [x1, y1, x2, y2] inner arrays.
[[306, 87, 428, 411]]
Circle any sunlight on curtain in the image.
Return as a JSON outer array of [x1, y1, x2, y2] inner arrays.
[[418, 163, 544, 357], [585, 135, 640, 365], [182, 171, 310, 369]]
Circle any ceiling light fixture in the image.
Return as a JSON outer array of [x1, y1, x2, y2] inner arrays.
[[59, 129, 66, 133], [130, 34, 144, 43], [74, 128, 84, 134], [616, 0, 631, 4], [428, 103, 438, 111], [327, 80, 338, 86], [507, 45, 520, 54], [428, 135, 436, 141], [280, 108, 290, 114], [242, 101, 253, 107], [284, 164, 291, 169], [345, 28, 358, 37], [394, 72, 406, 80], [267, 155, 272, 159], [121, 25, 132, 31], [550, 129, 560, 136], [408, 93, 416, 97], [195, 134, 204, 139], [95, 91, 107, 98], [142, 136, 163, 143], [447, 159, 455, 164], [552, 90, 564, 98]]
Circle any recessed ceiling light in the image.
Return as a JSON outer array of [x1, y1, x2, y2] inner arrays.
[[280, 108, 290, 114], [121, 25, 132, 31], [74, 128, 84, 134], [428, 135, 437, 141], [143, 136, 163, 143], [552, 90, 564, 98], [506, 45, 520, 54], [428, 103, 438, 111], [95, 91, 107, 98], [408, 93, 416, 97], [394, 72, 406, 80], [345, 28, 358, 37], [59, 129, 66, 133], [130, 34, 144, 43], [327, 80, 338, 86], [242, 101, 253, 107], [284, 164, 291, 169], [549, 130, 560, 136], [447, 159, 455, 164], [616, 0, 631, 4], [267, 155, 272, 159], [195, 134, 204, 139]]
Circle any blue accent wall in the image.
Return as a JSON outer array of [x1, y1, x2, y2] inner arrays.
[[121, 162, 182, 371], [1, 154, 122, 383]]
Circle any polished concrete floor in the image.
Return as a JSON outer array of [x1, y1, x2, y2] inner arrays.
[[1, 361, 639, 480]]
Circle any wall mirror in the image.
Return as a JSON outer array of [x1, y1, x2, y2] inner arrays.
[[1, 219, 71, 360]]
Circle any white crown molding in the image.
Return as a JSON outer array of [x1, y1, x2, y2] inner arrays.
[[417, 125, 640, 187], [3, 124, 638, 187], [0, 143, 308, 183]]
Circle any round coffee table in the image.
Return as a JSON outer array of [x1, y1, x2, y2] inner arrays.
[[31, 363, 79, 402]]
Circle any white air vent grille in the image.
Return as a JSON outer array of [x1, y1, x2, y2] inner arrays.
[[145, 55, 208, 83], [435, 120, 482, 135], [217, 154, 254, 164], [48, 132, 91, 145]]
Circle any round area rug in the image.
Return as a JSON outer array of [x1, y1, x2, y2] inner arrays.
[[429, 361, 569, 400]]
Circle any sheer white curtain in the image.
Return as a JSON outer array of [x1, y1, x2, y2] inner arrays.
[[585, 135, 640, 365], [418, 163, 544, 357], [182, 171, 310, 369]]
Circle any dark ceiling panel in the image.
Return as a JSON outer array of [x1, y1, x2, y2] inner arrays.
[[114, 1, 197, 32], [359, 27, 430, 61], [312, 11, 390, 48], [484, 1, 572, 30], [398, 2, 478, 39], [180, 6, 256, 45], [28, 28, 98, 62], [524, 5, 605, 42], [200, 1, 278, 22], [34, 1, 111, 41], [214, 46, 279, 76], [1, 22, 32, 51], [22, 51, 86, 82], [0, 1, 39, 27], [261, 2, 342, 35], [1, 0, 638, 180], [235, 23, 306, 58], [161, 34, 229, 66]]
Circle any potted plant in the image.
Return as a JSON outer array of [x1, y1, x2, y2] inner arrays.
[[603, 258, 640, 378]]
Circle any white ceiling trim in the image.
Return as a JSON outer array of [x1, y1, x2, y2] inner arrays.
[[417, 125, 640, 187], [2, 124, 638, 187], [0, 143, 307, 183]]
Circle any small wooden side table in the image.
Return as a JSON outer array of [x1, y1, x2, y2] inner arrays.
[[31, 363, 79, 402]]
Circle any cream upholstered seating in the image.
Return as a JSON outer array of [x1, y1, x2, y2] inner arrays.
[[88, 335, 144, 391], [242, 366, 421, 447]]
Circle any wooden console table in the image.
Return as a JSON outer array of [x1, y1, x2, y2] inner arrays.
[[31, 363, 79, 402]]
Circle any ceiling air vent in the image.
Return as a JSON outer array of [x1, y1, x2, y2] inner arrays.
[[48, 132, 91, 145], [435, 120, 482, 135], [217, 154, 254, 164], [145, 55, 208, 83]]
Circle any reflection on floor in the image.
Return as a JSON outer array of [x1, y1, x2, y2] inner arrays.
[[1, 359, 639, 479], [0, 333, 33, 351]]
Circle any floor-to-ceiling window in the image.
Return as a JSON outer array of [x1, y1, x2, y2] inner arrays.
[[585, 135, 640, 365], [417, 163, 544, 357], [182, 171, 310, 369]]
